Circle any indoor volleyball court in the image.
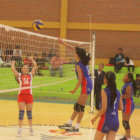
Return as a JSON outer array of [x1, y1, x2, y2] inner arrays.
[[0, 1, 140, 140], [0, 23, 140, 140]]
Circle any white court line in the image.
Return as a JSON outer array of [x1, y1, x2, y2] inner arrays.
[[0, 77, 76, 94], [0, 126, 130, 140]]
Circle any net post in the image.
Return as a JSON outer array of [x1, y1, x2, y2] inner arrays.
[[90, 32, 96, 113]]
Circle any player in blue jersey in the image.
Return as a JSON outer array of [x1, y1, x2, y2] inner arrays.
[[58, 38, 93, 132], [91, 71, 123, 140], [120, 73, 135, 140]]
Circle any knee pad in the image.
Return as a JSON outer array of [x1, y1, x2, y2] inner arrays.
[[19, 110, 24, 120], [122, 120, 130, 130], [27, 111, 32, 120], [74, 103, 85, 112]]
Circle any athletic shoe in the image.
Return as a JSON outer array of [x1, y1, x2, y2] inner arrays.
[[65, 126, 79, 132], [120, 136, 127, 140], [58, 123, 72, 129], [29, 128, 34, 136], [17, 129, 23, 137]]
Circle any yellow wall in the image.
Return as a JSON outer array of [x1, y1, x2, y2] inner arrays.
[[1, 20, 140, 32], [0, 1, 140, 65]]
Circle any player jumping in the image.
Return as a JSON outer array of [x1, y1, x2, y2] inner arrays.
[[120, 73, 135, 140], [58, 39, 93, 132], [11, 57, 37, 137], [91, 71, 123, 140]]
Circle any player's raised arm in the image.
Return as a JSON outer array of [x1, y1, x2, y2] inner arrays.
[[30, 57, 37, 77], [11, 60, 19, 78], [58, 38, 75, 52]]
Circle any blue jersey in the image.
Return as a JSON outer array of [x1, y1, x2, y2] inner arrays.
[[121, 82, 135, 114], [75, 61, 92, 94], [97, 88, 120, 133]]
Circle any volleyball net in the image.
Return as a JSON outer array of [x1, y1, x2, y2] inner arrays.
[[0, 24, 95, 113]]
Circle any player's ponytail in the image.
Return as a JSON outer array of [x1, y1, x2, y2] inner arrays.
[[82, 53, 91, 66], [127, 72, 135, 93], [105, 71, 117, 107], [127, 72, 134, 83], [75, 47, 91, 66]]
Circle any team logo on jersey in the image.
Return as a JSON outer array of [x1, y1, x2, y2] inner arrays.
[[111, 112, 117, 115], [87, 88, 91, 92], [104, 126, 109, 131], [22, 77, 30, 85]]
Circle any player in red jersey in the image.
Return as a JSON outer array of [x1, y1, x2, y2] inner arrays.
[[11, 57, 37, 137]]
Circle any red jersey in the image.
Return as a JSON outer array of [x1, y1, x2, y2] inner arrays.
[[18, 73, 33, 95]]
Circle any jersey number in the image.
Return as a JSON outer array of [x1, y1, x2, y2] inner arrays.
[[23, 78, 30, 85], [114, 98, 117, 110]]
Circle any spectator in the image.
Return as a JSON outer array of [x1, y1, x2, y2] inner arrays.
[[13, 45, 22, 57], [4, 55, 11, 67], [34, 53, 43, 76], [0, 45, 4, 57], [0, 46, 4, 62], [125, 57, 135, 73], [0, 56, 4, 67], [47, 48, 56, 63], [94, 63, 105, 110], [0, 46, 11, 67], [114, 48, 125, 73], [6, 45, 13, 56], [50, 54, 64, 77], [41, 52, 47, 67], [13, 45, 22, 72], [133, 74, 140, 97]]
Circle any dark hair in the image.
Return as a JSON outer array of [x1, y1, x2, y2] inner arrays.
[[125, 57, 130, 64], [22, 64, 29, 68], [118, 48, 123, 51], [136, 74, 140, 78], [27, 53, 31, 57], [127, 73, 136, 95], [15, 45, 20, 49], [105, 71, 117, 107], [42, 52, 46, 58], [75, 47, 90, 66], [127, 73, 134, 82], [99, 63, 104, 67]]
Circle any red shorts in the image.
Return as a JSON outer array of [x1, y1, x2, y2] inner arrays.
[[18, 94, 33, 104]]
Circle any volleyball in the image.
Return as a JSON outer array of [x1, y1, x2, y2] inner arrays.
[[32, 20, 43, 31]]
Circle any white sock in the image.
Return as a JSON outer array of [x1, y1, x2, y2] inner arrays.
[[74, 123, 80, 129], [67, 120, 73, 125]]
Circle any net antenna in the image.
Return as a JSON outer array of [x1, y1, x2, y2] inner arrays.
[[87, 14, 92, 54], [90, 32, 96, 113]]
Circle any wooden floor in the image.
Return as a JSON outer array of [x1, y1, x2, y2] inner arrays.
[[0, 100, 140, 139]]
